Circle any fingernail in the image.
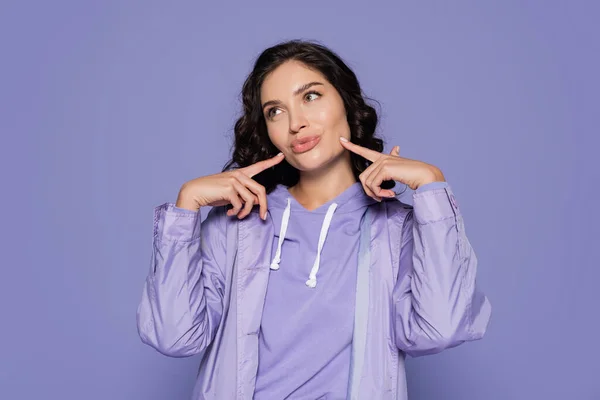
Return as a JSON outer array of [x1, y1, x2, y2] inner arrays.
[[339, 137, 348, 142], [276, 152, 284, 157]]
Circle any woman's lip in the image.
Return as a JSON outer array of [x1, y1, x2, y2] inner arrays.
[[291, 136, 321, 153]]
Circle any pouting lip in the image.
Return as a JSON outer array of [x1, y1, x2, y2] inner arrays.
[[291, 135, 321, 148]]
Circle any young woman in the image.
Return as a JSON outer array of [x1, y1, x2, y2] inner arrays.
[[137, 40, 492, 399]]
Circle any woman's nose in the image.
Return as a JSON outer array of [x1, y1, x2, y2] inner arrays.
[[288, 110, 309, 133]]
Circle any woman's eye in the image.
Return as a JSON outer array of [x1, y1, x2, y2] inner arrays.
[[267, 108, 281, 118], [305, 91, 321, 102]]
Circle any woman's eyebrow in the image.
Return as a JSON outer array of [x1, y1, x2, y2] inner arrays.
[[262, 81, 324, 110], [293, 81, 324, 96]]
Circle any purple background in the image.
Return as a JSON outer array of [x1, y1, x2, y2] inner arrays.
[[1, 1, 598, 399]]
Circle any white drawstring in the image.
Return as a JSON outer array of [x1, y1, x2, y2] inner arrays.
[[270, 198, 291, 270], [269, 198, 338, 288], [306, 203, 338, 288]]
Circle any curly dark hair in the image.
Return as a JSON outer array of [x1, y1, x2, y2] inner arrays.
[[222, 39, 395, 193]]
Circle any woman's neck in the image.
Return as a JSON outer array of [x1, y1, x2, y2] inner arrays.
[[288, 153, 357, 211]]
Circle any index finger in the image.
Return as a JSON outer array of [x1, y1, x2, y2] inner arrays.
[[242, 152, 285, 178], [340, 138, 382, 162]]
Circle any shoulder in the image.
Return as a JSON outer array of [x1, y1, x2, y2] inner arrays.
[[205, 206, 265, 244], [369, 197, 414, 226], [374, 183, 461, 226], [203, 205, 235, 236]]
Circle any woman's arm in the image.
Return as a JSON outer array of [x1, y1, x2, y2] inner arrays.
[[393, 184, 492, 357], [136, 204, 227, 357]]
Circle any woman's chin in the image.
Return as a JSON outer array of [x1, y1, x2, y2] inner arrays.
[[288, 149, 343, 173]]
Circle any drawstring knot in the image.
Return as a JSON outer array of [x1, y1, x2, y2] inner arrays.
[[305, 277, 317, 288]]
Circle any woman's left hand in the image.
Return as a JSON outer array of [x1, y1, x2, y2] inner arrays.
[[340, 137, 446, 201]]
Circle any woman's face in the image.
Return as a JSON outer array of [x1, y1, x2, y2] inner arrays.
[[260, 60, 351, 173]]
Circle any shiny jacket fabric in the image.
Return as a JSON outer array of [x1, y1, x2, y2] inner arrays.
[[136, 185, 492, 399]]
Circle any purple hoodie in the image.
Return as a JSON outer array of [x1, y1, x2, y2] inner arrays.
[[254, 181, 376, 398], [136, 180, 491, 399]]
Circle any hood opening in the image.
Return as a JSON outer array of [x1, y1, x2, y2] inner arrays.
[[266, 182, 377, 288]]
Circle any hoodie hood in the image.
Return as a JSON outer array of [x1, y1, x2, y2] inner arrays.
[[266, 181, 377, 288]]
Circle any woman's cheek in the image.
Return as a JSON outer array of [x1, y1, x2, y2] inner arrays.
[[312, 107, 329, 124], [267, 128, 287, 151]]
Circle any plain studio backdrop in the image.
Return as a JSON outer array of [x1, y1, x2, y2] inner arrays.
[[1, 1, 598, 399]]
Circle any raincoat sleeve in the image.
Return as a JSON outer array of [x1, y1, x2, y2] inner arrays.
[[136, 203, 227, 357], [392, 182, 492, 357]]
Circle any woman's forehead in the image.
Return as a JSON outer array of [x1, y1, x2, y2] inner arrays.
[[261, 61, 327, 98]]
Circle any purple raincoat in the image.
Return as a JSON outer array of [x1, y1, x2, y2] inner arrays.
[[136, 184, 492, 399]]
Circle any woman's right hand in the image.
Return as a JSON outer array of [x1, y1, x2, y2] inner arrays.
[[175, 152, 285, 220]]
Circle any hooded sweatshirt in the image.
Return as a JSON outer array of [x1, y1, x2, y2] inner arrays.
[[253, 181, 377, 399]]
